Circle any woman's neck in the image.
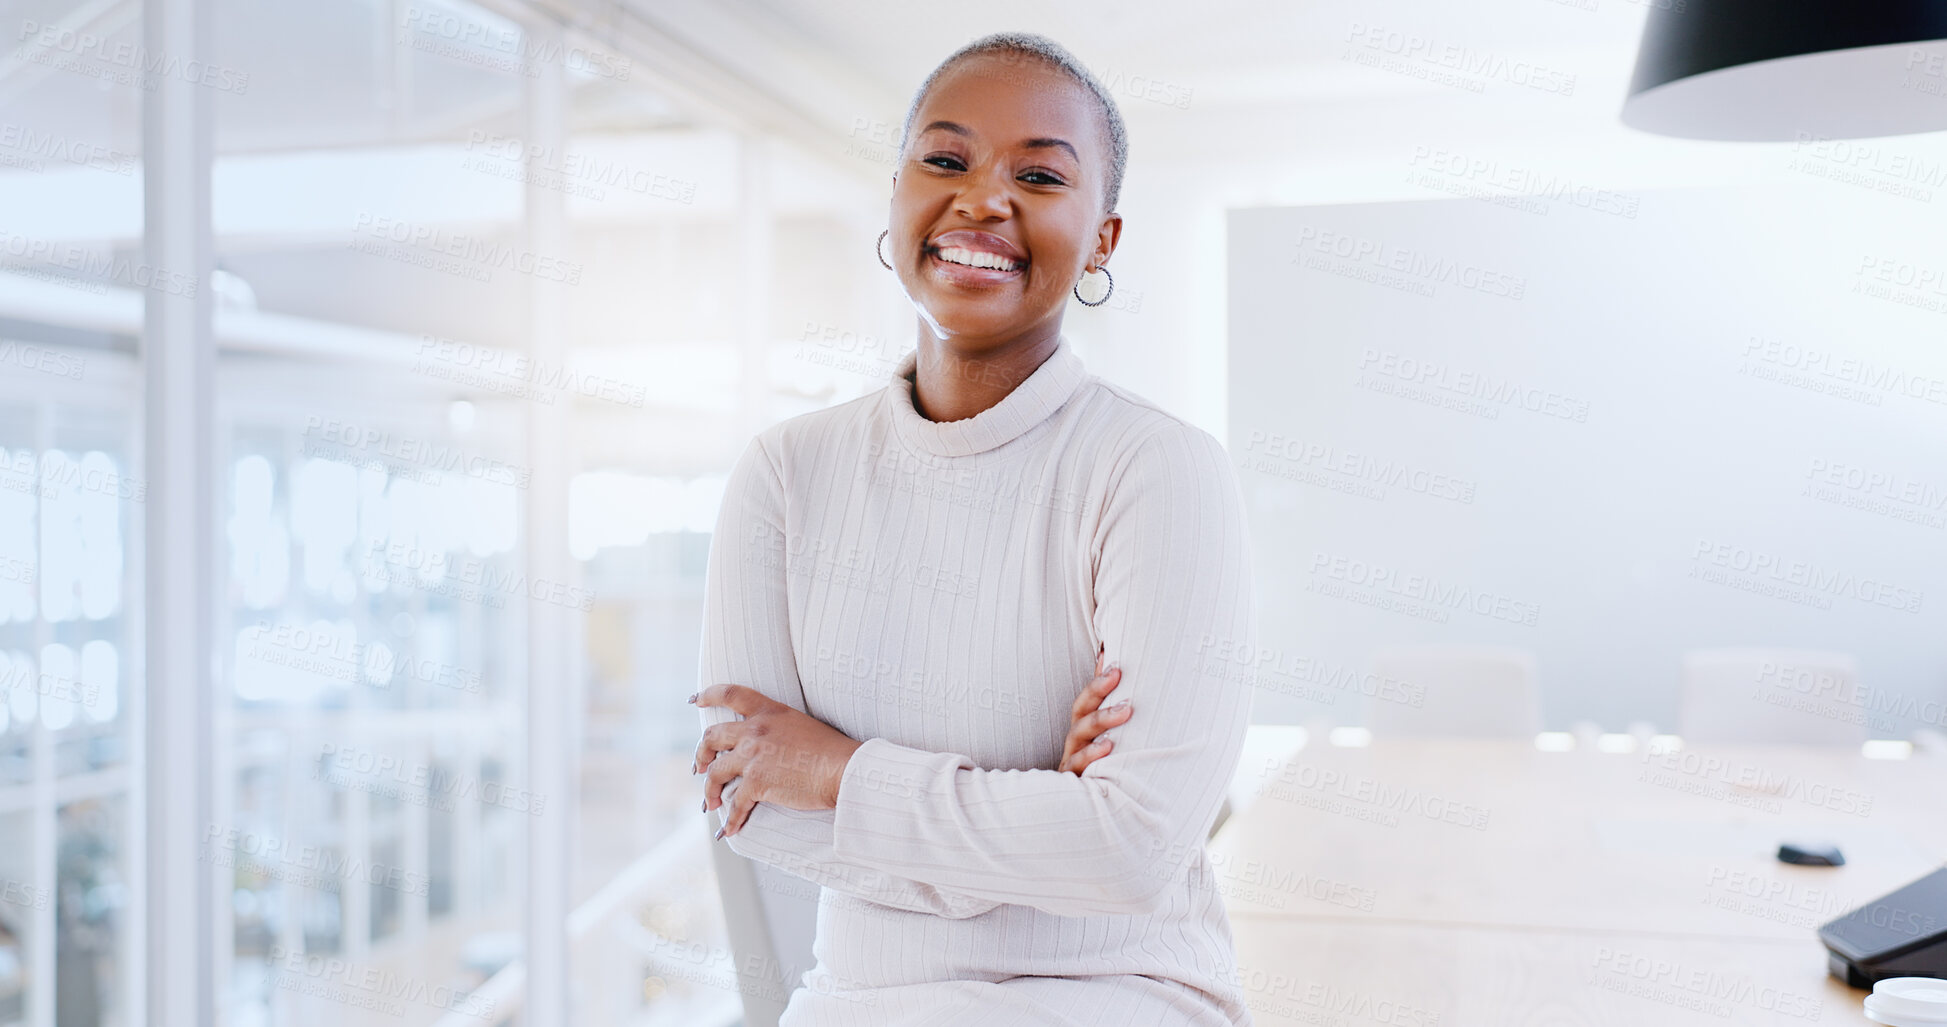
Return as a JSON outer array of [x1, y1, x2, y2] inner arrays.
[[909, 323, 1063, 423]]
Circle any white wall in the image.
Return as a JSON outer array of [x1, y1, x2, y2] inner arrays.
[[1227, 181, 1947, 732]]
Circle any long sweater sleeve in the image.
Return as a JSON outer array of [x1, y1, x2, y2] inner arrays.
[[827, 423, 1259, 918], [696, 434, 1001, 919]]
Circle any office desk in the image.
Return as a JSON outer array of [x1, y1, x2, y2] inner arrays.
[[1208, 737, 1947, 1026]]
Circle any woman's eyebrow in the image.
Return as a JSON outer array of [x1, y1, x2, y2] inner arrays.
[[1020, 137, 1080, 163], [921, 120, 1079, 163]]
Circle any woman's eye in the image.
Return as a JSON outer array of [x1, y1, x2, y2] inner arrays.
[[920, 155, 1062, 186]]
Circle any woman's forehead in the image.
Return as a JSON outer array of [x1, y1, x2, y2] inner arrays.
[[919, 56, 1100, 147]]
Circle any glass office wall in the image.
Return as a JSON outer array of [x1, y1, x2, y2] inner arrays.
[[216, 370, 529, 1027], [209, 0, 537, 1022], [0, 367, 142, 1027], [0, 0, 148, 1023], [3, 0, 903, 1021]]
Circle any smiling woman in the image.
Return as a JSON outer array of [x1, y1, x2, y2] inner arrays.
[[693, 30, 1259, 1027], [882, 33, 1125, 414]]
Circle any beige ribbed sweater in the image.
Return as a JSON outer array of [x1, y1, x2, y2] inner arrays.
[[698, 335, 1259, 1026]]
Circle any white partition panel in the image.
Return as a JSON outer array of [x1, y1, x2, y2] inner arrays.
[[1227, 185, 1947, 735]]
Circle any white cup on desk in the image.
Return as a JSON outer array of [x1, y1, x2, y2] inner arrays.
[[1865, 978, 1947, 1026]]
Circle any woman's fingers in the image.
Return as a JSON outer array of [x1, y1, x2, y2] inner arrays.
[[1073, 701, 1131, 748], [1090, 701, 1131, 733], [692, 721, 743, 776], [1062, 677, 1110, 769], [1069, 664, 1121, 723], [702, 748, 748, 812], [1063, 737, 1114, 774], [1080, 698, 1130, 738], [694, 682, 777, 717], [1060, 665, 1129, 775], [721, 786, 757, 839]]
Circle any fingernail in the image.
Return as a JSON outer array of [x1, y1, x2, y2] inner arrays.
[[714, 826, 726, 841], [701, 799, 707, 812], [686, 693, 698, 704]]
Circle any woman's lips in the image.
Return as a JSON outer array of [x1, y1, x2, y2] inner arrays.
[[925, 246, 1026, 288]]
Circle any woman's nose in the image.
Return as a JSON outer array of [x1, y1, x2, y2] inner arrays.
[[953, 165, 1013, 219]]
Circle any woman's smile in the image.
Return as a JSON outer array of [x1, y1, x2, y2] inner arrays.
[[925, 229, 1029, 288]]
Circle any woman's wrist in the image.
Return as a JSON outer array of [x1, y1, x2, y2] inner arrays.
[[825, 737, 866, 809]]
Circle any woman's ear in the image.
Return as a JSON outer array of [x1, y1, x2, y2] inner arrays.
[[1094, 212, 1124, 270]]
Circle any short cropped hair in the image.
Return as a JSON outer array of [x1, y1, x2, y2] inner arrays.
[[897, 31, 1128, 215]]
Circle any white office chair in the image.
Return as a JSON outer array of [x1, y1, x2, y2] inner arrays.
[[706, 814, 820, 1027], [1677, 648, 1866, 745], [1365, 645, 1542, 739]]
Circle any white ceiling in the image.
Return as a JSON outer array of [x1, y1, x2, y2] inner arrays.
[[12, 0, 1947, 242], [711, 0, 1652, 162], [9, 0, 1947, 285], [652, 0, 1947, 207]]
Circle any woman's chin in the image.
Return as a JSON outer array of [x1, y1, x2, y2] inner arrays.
[[920, 314, 1027, 345], [912, 292, 1046, 342]]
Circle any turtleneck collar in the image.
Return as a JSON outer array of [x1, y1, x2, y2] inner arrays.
[[886, 336, 1090, 458]]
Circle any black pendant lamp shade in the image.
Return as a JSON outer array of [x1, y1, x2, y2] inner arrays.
[[1621, 0, 1947, 141]]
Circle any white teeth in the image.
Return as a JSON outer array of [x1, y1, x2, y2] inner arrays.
[[936, 245, 1023, 272]]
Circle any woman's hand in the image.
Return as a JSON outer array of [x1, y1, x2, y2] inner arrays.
[[1058, 648, 1130, 774], [691, 683, 865, 838]]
